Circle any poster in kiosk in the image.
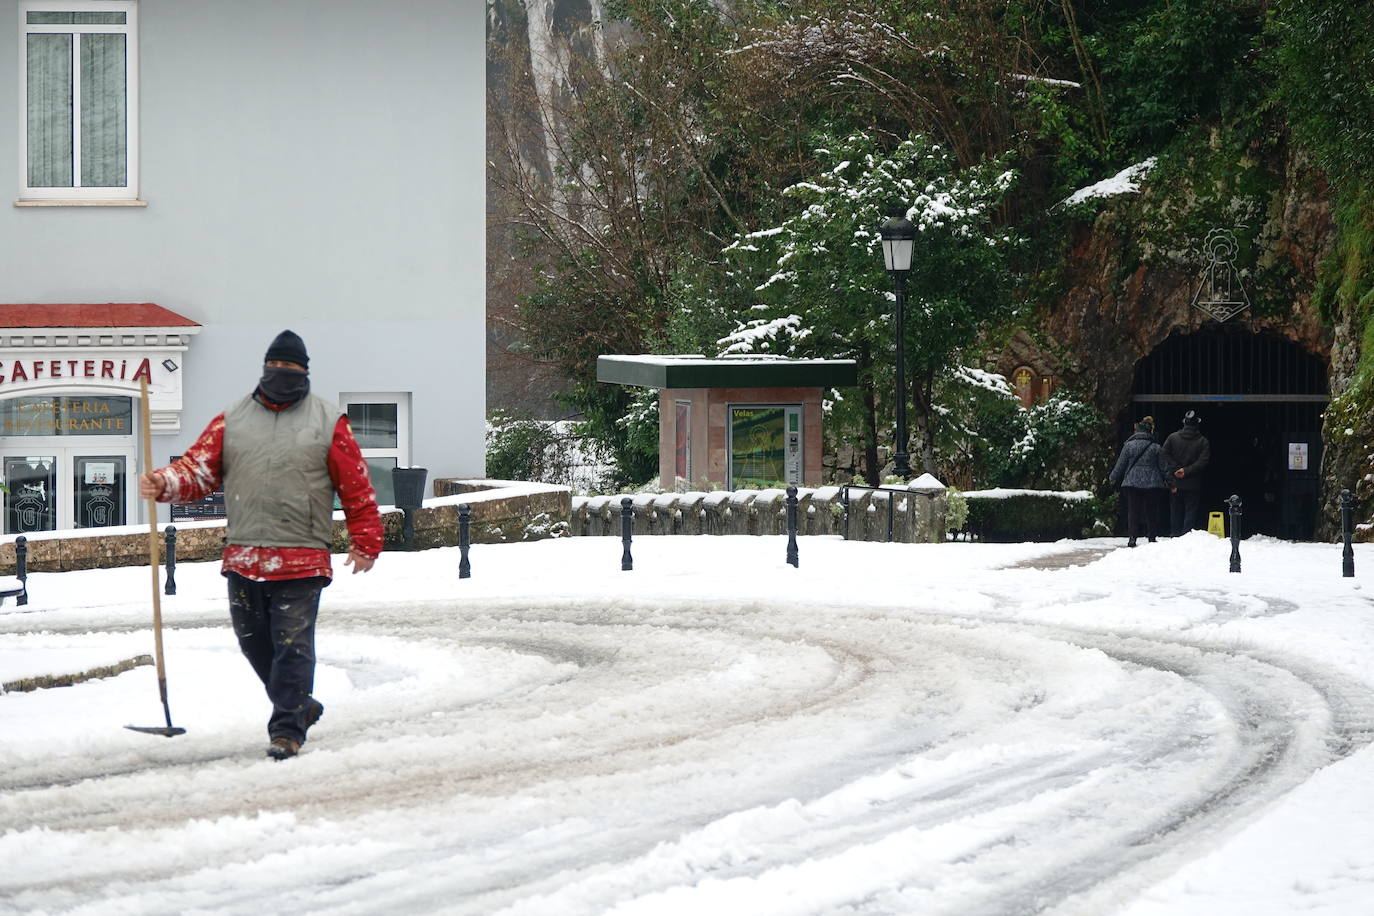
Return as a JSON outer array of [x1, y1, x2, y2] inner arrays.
[[728, 405, 802, 490]]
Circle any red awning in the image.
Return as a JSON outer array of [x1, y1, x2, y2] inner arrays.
[[0, 303, 200, 329]]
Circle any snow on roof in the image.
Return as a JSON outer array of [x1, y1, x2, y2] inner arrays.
[[602, 354, 851, 367]]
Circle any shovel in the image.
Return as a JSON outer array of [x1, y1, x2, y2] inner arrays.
[[126, 377, 186, 738]]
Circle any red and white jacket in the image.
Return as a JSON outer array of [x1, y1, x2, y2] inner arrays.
[[155, 399, 383, 582]]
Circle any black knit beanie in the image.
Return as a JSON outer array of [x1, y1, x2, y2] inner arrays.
[[1183, 409, 1200, 427], [265, 330, 309, 368]]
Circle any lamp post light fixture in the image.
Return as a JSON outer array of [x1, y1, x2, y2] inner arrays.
[[880, 211, 916, 481]]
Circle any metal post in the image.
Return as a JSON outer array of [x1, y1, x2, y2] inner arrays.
[[621, 496, 634, 571], [892, 270, 912, 481], [842, 485, 851, 541], [402, 507, 416, 551], [1341, 488, 1355, 578], [786, 485, 799, 568], [886, 489, 895, 543], [1228, 494, 1242, 573], [15, 535, 27, 606], [163, 526, 177, 596], [458, 503, 471, 579]]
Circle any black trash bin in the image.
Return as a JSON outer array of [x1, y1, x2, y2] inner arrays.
[[391, 467, 429, 510], [391, 467, 429, 548]]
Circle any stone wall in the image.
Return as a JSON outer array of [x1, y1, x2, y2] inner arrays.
[[0, 480, 952, 576], [0, 480, 572, 575], [570, 484, 948, 543]]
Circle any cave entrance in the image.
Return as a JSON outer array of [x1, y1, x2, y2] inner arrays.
[[1129, 327, 1328, 539]]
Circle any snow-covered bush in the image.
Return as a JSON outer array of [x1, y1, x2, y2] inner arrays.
[[935, 371, 1103, 490], [485, 411, 614, 492]]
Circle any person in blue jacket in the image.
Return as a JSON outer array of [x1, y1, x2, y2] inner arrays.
[[1108, 416, 1168, 547]]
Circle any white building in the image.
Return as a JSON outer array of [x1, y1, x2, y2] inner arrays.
[[1, 0, 485, 533]]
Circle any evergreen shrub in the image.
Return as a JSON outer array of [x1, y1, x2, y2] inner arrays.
[[960, 491, 1098, 543]]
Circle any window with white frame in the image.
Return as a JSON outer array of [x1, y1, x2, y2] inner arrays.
[[339, 393, 411, 507], [19, 1, 138, 201]]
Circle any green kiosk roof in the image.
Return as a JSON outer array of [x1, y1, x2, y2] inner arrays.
[[597, 355, 859, 389]]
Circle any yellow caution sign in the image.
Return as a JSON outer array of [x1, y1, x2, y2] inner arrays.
[[1207, 511, 1226, 538]]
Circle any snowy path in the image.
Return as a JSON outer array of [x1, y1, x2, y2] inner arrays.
[[3, 534, 1374, 914]]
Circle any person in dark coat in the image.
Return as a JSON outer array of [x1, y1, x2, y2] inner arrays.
[[1109, 416, 1168, 546], [1160, 410, 1211, 536]]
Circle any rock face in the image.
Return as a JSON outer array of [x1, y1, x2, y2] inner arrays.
[[1001, 147, 1334, 416], [997, 141, 1356, 537], [487, 0, 602, 418]]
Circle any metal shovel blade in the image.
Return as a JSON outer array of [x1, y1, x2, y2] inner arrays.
[[125, 724, 187, 737]]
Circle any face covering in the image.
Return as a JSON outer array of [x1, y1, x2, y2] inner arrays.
[[258, 367, 310, 405]]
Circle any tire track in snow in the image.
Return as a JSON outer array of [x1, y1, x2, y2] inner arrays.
[[4, 595, 1373, 915], [488, 610, 1374, 916]]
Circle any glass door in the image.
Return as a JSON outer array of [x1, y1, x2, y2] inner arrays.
[[0, 447, 135, 533], [0, 394, 138, 533], [73, 455, 127, 528], [4, 455, 58, 533]]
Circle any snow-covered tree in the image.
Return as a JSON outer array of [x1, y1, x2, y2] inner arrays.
[[683, 132, 1019, 481]]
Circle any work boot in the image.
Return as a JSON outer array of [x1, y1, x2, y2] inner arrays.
[[267, 736, 301, 760], [304, 698, 325, 733], [1127, 538, 1137, 548]]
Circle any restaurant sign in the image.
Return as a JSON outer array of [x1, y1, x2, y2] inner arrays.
[[0, 396, 133, 436]]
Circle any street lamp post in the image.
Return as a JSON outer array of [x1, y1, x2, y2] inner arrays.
[[880, 212, 916, 481]]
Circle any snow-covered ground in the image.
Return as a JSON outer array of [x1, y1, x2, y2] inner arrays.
[[4, 532, 1374, 915]]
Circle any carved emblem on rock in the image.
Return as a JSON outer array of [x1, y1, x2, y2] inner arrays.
[[1192, 228, 1251, 323]]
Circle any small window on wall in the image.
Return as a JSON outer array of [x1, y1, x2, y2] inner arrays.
[[340, 393, 410, 507], [20, 1, 139, 201]]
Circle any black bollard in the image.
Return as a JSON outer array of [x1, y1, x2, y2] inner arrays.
[[786, 485, 799, 568], [15, 535, 27, 606], [621, 497, 634, 571], [1228, 494, 1242, 573], [164, 525, 177, 596], [1341, 488, 1355, 578], [842, 486, 851, 541], [458, 503, 471, 579]]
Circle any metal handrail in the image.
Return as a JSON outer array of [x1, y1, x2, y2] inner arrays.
[[841, 484, 908, 542]]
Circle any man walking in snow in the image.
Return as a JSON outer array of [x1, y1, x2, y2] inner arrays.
[[1160, 410, 1210, 537], [139, 330, 383, 760]]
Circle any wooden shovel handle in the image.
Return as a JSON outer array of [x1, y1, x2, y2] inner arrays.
[[140, 378, 166, 684]]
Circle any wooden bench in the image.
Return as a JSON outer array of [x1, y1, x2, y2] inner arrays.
[[0, 536, 28, 606]]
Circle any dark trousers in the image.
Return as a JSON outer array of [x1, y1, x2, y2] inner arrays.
[[1123, 487, 1159, 541], [227, 573, 326, 743], [1170, 488, 1203, 536]]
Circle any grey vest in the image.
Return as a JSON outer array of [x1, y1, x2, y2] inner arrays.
[[222, 393, 340, 549]]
